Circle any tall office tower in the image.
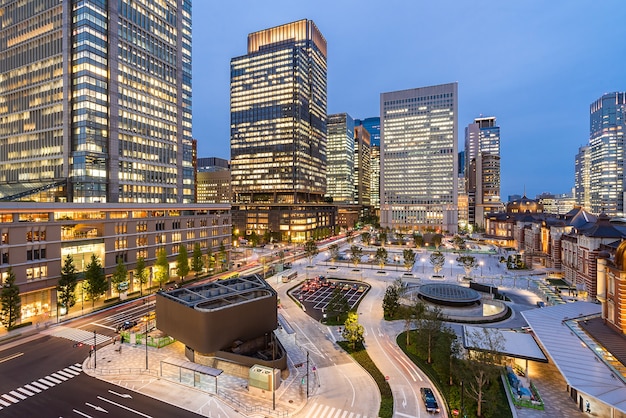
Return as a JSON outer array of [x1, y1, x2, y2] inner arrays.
[[380, 83, 458, 233], [230, 20, 334, 243], [230, 19, 328, 204], [0, 0, 193, 203], [464, 117, 501, 227], [574, 145, 591, 211], [589, 92, 626, 216], [356, 117, 380, 211], [354, 126, 371, 206], [327, 114, 355, 204]]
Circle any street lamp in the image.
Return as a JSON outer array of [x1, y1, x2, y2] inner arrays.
[[143, 317, 149, 370], [449, 259, 454, 277], [421, 257, 426, 273], [479, 260, 484, 277]]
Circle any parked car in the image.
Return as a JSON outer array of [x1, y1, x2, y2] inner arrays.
[[117, 320, 137, 332], [420, 387, 440, 414]]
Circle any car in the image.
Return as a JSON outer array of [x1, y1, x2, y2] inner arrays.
[[536, 301, 545, 308], [342, 284, 351, 291], [357, 286, 365, 293], [420, 387, 440, 414], [117, 320, 137, 332]]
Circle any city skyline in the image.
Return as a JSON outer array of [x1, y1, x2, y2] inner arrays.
[[192, 0, 626, 200]]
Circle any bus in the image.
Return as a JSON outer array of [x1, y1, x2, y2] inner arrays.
[[282, 271, 298, 283]]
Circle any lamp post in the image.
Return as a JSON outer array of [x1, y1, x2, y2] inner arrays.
[[421, 257, 426, 274], [479, 260, 484, 277], [449, 259, 454, 278], [143, 317, 148, 370]]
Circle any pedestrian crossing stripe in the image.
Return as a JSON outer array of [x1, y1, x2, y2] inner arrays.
[[304, 401, 368, 418], [45, 326, 110, 345], [0, 364, 82, 411]]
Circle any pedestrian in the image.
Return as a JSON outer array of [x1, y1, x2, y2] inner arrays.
[[586, 400, 591, 413]]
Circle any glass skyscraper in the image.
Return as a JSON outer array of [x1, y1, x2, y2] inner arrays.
[[464, 116, 501, 227], [0, 0, 193, 203], [588, 92, 626, 216], [356, 117, 380, 210], [327, 113, 355, 204], [230, 19, 327, 204], [380, 83, 458, 233]]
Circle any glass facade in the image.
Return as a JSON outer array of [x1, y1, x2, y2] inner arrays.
[[356, 117, 379, 209], [326, 113, 355, 203], [0, 0, 193, 203], [575, 145, 591, 211], [588, 92, 626, 216], [464, 116, 501, 226], [230, 20, 327, 204], [354, 125, 371, 206], [380, 83, 458, 232]]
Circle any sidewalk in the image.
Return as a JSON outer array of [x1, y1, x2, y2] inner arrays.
[[82, 327, 311, 417]]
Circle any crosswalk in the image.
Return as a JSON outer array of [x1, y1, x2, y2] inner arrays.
[[303, 401, 370, 418], [44, 326, 111, 345], [0, 363, 82, 411]]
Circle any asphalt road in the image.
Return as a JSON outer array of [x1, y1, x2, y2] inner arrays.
[[2, 373, 203, 418]]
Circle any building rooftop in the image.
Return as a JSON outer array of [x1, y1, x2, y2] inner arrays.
[[522, 302, 626, 413], [159, 275, 274, 311]]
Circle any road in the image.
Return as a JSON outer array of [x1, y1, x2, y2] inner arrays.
[[0, 334, 203, 418]]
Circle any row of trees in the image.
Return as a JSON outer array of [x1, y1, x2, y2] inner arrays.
[[383, 279, 507, 417]]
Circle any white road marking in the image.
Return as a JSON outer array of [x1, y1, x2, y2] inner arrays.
[[97, 396, 153, 418], [0, 352, 23, 364]]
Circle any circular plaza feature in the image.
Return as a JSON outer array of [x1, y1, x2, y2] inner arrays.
[[418, 283, 481, 307]]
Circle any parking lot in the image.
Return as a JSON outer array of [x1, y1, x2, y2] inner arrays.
[[289, 276, 370, 321]]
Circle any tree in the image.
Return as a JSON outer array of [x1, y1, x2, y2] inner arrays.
[[349, 245, 363, 268], [403, 248, 416, 271], [176, 245, 190, 282], [0, 267, 21, 330], [84, 254, 107, 307], [432, 234, 443, 249], [277, 250, 285, 267], [379, 231, 387, 246], [57, 255, 78, 313], [375, 247, 388, 269], [191, 243, 204, 278], [429, 250, 446, 275], [342, 312, 364, 350], [135, 256, 148, 296], [111, 259, 128, 294], [328, 244, 339, 265], [346, 230, 354, 244], [206, 248, 215, 272], [452, 235, 466, 251], [154, 248, 170, 288], [327, 288, 350, 321], [462, 327, 505, 417], [413, 233, 424, 248], [414, 304, 446, 364], [304, 239, 319, 266], [456, 254, 478, 278], [361, 232, 371, 245], [218, 243, 227, 271], [382, 278, 407, 318]]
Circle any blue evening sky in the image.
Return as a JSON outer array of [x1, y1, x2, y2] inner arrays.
[[191, 1, 626, 200]]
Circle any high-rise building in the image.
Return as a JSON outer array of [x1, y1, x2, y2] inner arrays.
[[464, 117, 502, 227], [575, 145, 591, 211], [230, 19, 327, 205], [356, 117, 380, 211], [229, 20, 335, 242], [588, 93, 626, 216], [354, 125, 371, 207], [197, 157, 231, 204], [0, 0, 194, 204], [327, 114, 355, 204], [380, 83, 458, 233]]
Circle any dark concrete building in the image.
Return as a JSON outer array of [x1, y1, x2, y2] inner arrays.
[[156, 275, 278, 361]]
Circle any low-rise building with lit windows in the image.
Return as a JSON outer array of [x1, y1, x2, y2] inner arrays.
[[0, 203, 231, 327]]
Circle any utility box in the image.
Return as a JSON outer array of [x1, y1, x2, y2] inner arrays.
[[248, 364, 280, 399]]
